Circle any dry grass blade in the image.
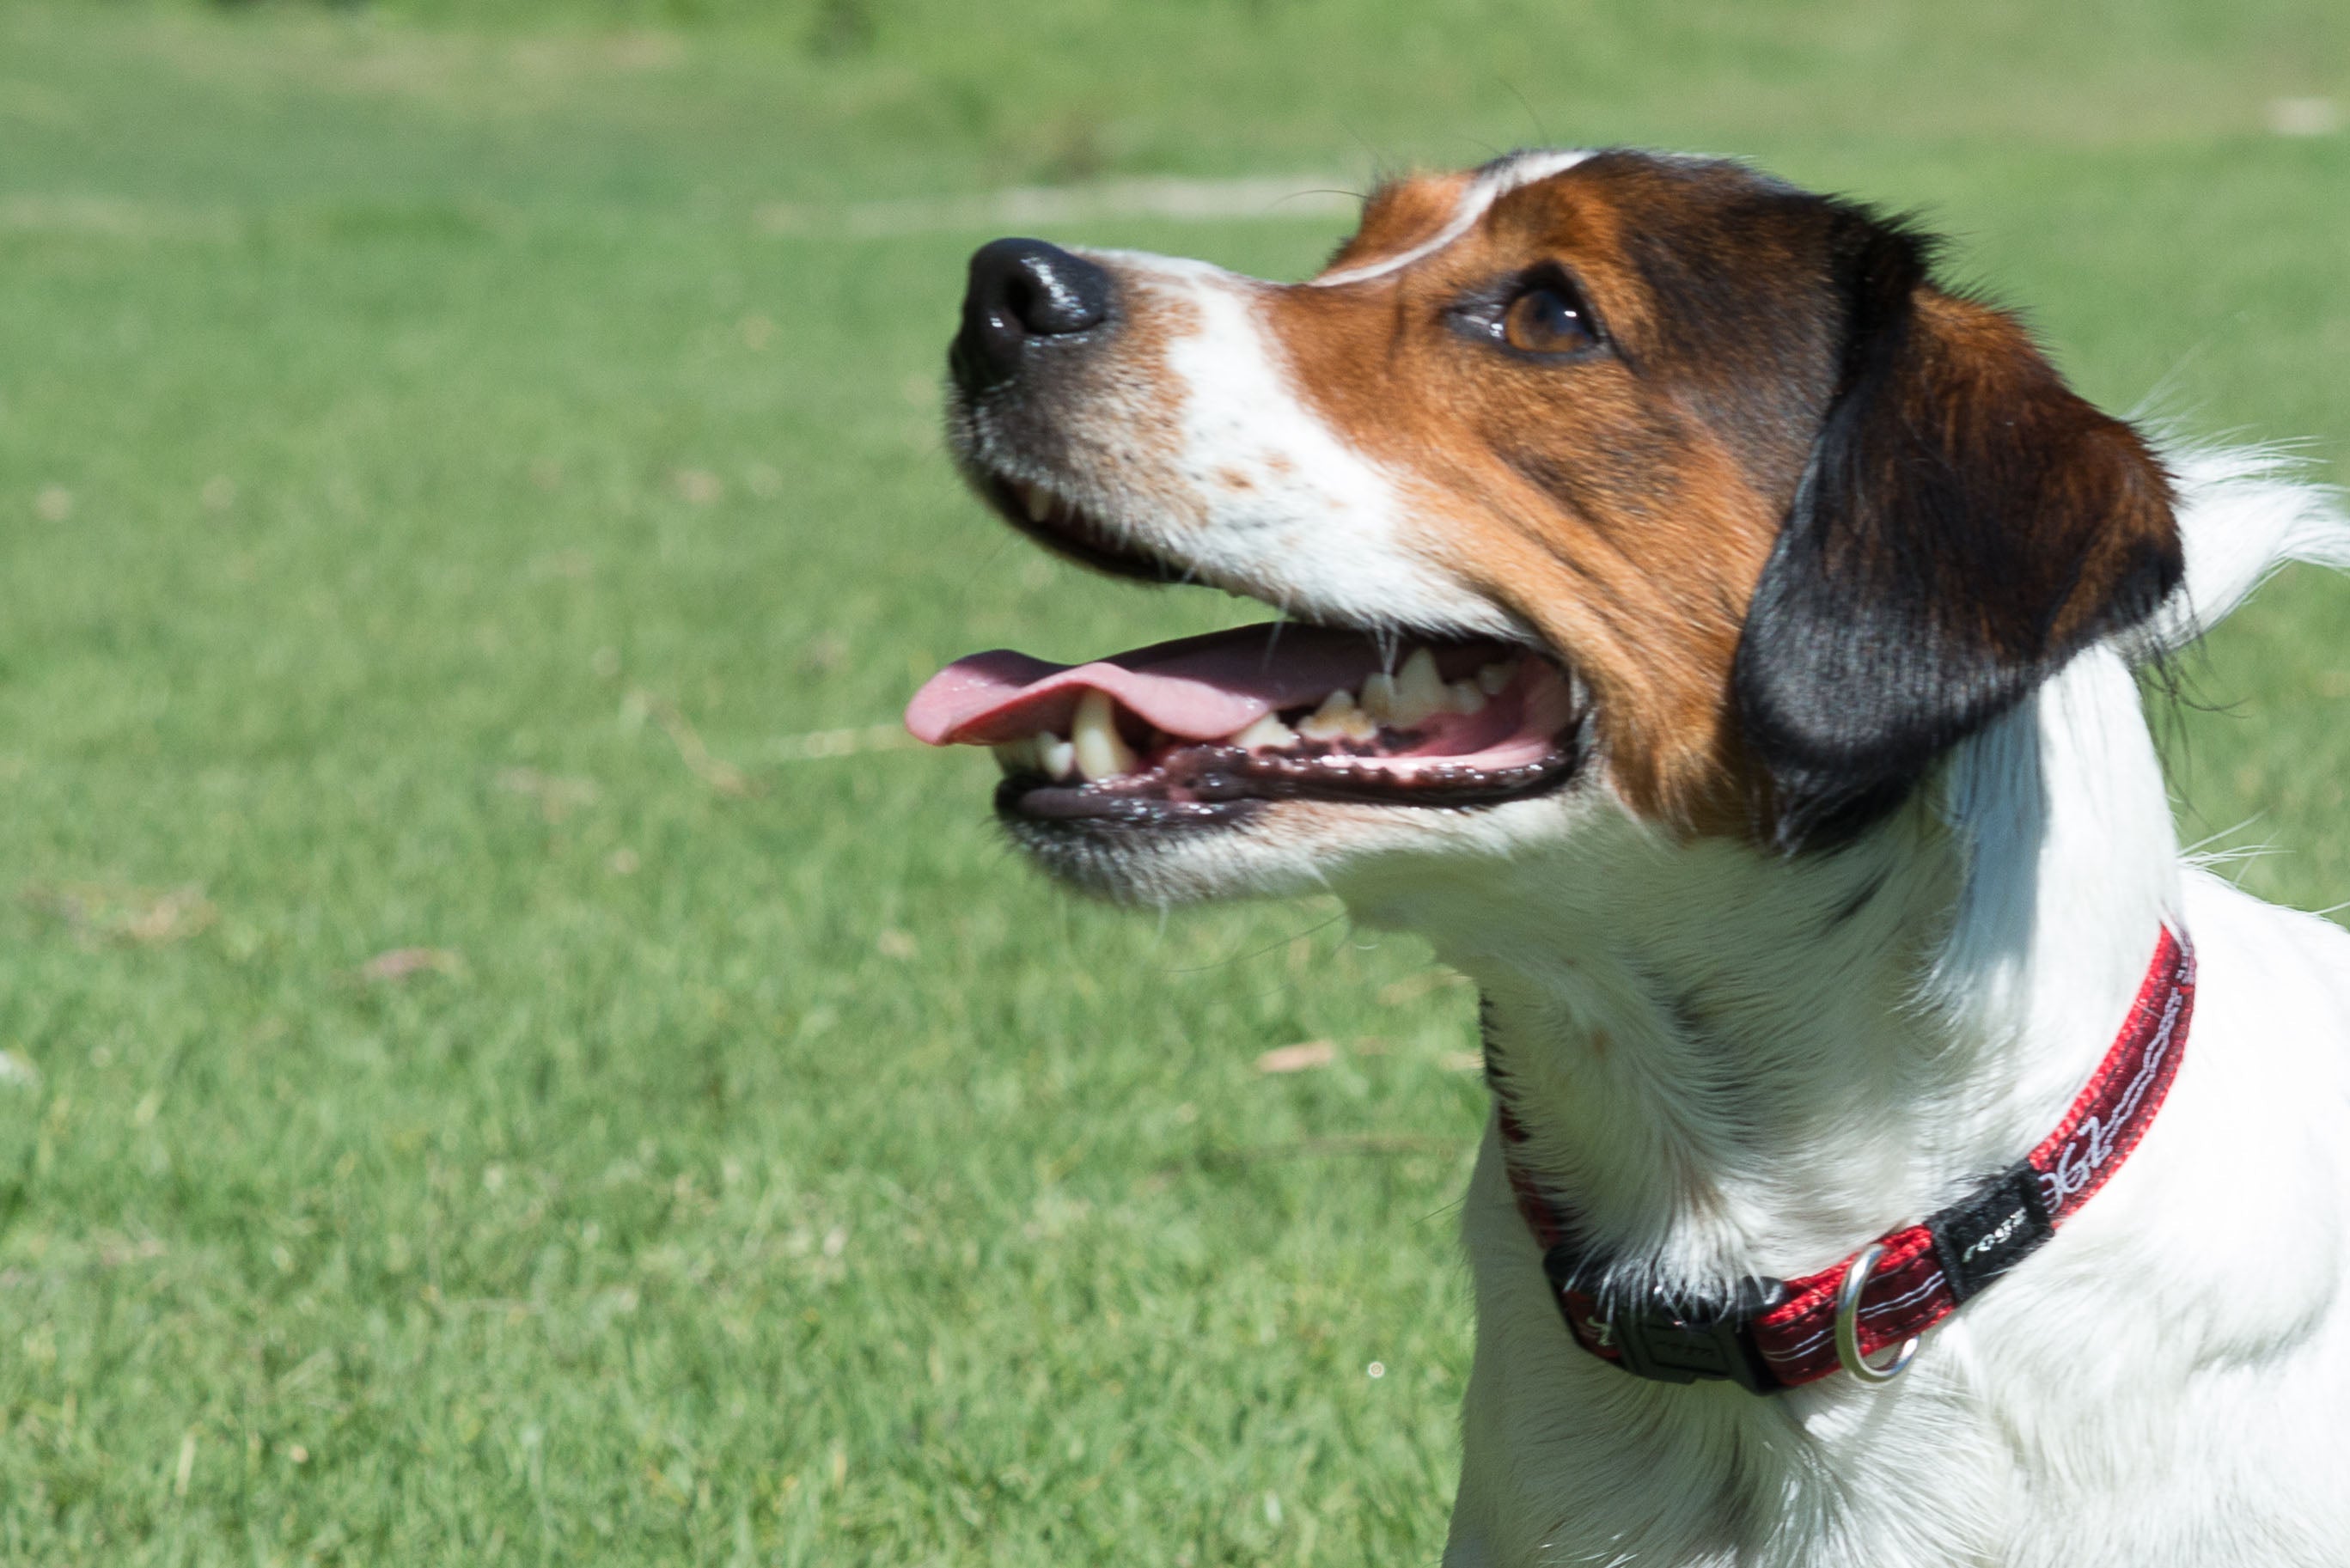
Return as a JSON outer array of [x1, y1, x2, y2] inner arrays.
[[24, 882, 217, 946], [626, 688, 762, 797], [360, 947, 466, 983], [496, 766, 600, 822], [1255, 1040, 1338, 1074]]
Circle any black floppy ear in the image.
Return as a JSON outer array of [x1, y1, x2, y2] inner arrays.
[[1732, 211, 2182, 851]]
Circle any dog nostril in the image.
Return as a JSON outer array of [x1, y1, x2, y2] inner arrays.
[[1003, 275, 1040, 330], [952, 237, 1114, 393]]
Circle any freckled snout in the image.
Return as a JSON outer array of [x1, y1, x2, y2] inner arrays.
[[951, 238, 1115, 394]]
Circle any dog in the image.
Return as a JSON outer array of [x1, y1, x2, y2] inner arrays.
[[905, 148, 2350, 1565]]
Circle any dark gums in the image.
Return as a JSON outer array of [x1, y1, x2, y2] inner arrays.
[[993, 729, 1586, 829]]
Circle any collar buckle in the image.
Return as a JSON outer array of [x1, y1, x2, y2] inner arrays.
[[1545, 1250, 1786, 1394]]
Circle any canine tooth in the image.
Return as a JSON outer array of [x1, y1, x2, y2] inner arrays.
[[1230, 713, 1297, 751], [1020, 482, 1053, 524], [1476, 661, 1517, 696], [1358, 672, 1398, 723], [1297, 689, 1357, 741], [1041, 735, 1076, 781], [1298, 688, 1376, 743], [1071, 690, 1138, 782], [1446, 680, 1487, 715], [1390, 647, 1445, 727]]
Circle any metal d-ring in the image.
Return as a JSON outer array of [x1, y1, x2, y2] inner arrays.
[[1834, 1242, 1920, 1384]]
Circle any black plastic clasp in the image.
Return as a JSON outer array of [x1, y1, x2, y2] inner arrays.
[[1546, 1249, 1788, 1394]]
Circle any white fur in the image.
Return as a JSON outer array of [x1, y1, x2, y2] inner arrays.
[[1048, 248, 1528, 645], [2145, 443, 2350, 650], [1407, 460, 2350, 1568], [1032, 432, 2350, 1558]]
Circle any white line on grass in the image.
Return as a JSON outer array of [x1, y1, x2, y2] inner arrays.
[[757, 174, 1357, 237], [773, 723, 923, 761], [0, 196, 237, 241]]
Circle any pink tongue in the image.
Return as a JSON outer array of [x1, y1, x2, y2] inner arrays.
[[905, 625, 1394, 747]]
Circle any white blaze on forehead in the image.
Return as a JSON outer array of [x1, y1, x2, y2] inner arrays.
[[1310, 149, 1596, 288], [1105, 251, 1520, 641]]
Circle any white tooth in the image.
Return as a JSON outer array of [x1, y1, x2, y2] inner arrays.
[[1230, 713, 1297, 751], [1358, 672, 1397, 723], [1298, 689, 1376, 743], [1390, 647, 1444, 727], [1476, 660, 1518, 696], [1446, 679, 1487, 714], [992, 737, 1041, 772], [1071, 690, 1137, 782], [1020, 482, 1053, 524], [1041, 735, 1076, 781], [1297, 688, 1359, 741]]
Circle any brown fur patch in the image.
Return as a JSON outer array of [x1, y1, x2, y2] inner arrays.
[[1257, 153, 2173, 840], [1893, 294, 2174, 654], [1318, 172, 1474, 279], [1265, 156, 1856, 828], [1732, 247, 2180, 847]]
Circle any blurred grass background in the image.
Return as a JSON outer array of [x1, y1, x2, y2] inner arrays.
[[0, 2, 2342, 1562]]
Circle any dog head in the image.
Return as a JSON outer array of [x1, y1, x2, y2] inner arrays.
[[907, 149, 2181, 901]]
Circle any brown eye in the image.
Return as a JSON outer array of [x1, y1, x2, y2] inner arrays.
[[1502, 284, 1596, 355]]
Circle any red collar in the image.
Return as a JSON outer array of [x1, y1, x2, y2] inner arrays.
[[1498, 926, 2196, 1393]]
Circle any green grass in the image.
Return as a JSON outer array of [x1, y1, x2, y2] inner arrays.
[[0, 3, 2343, 1562]]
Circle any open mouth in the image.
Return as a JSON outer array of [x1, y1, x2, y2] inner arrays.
[[909, 464, 1590, 832], [907, 620, 1588, 828]]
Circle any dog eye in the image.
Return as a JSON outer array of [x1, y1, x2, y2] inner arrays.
[[1501, 283, 1596, 356]]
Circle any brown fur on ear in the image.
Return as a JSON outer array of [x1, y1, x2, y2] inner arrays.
[[1733, 211, 2182, 851]]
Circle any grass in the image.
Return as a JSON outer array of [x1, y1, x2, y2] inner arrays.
[[0, 2, 2342, 1562]]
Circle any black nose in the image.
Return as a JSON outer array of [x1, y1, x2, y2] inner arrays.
[[951, 238, 1114, 394]]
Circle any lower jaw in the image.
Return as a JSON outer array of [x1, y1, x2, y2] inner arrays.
[[993, 737, 1586, 832], [996, 777, 1264, 830]]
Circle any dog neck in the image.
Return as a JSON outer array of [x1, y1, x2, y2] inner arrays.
[[1341, 648, 2180, 1297]]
